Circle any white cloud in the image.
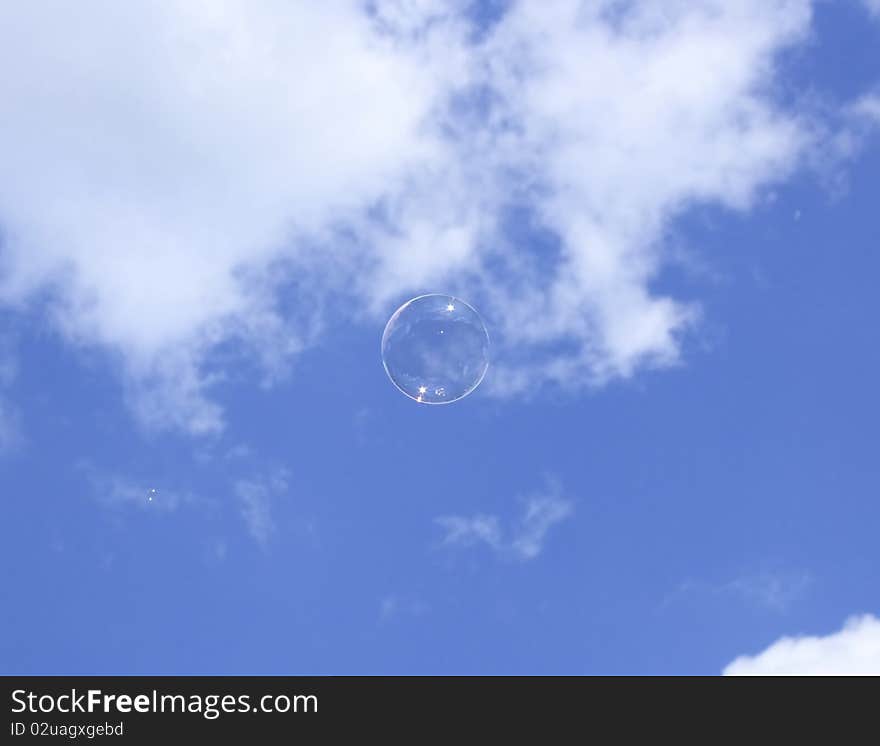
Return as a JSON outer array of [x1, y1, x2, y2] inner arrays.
[[724, 614, 880, 675], [0, 1, 842, 429], [477, 0, 813, 391], [436, 482, 573, 561], [234, 470, 288, 547], [0, 1, 459, 432], [863, 0, 880, 18]]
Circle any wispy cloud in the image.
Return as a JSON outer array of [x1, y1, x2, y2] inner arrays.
[[510, 494, 576, 560], [234, 470, 289, 548], [724, 614, 880, 675], [724, 571, 812, 612], [379, 594, 429, 624], [852, 92, 880, 125], [81, 455, 292, 547], [436, 482, 573, 561], [435, 514, 503, 551], [83, 467, 195, 513], [0, 400, 19, 453], [0, 336, 21, 452], [664, 570, 812, 613]]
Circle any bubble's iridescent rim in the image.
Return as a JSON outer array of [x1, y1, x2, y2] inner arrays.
[[381, 293, 490, 406]]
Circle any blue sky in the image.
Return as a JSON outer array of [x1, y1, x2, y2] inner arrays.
[[1, 1, 879, 675]]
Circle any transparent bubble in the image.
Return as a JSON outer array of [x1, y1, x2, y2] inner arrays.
[[382, 294, 490, 404]]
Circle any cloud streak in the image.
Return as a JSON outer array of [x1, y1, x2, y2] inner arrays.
[[234, 470, 289, 548], [436, 482, 573, 561], [666, 570, 812, 613]]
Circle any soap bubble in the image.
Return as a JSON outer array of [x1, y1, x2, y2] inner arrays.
[[381, 294, 489, 404]]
